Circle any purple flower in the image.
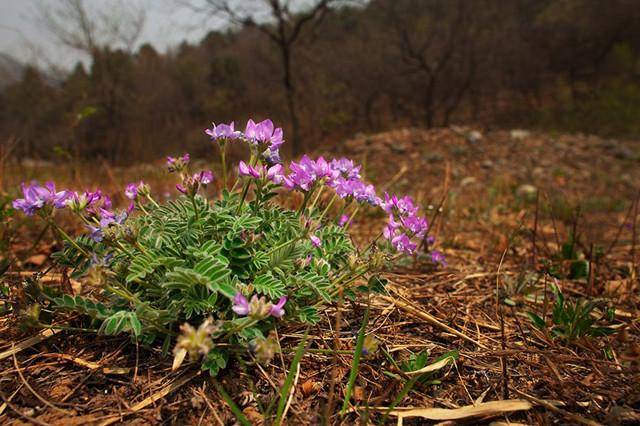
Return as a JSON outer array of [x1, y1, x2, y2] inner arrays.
[[88, 209, 127, 242], [176, 170, 214, 196], [310, 235, 322, 248], [13, 181, 71, 216], [430, 250, 447, 267], [198, 170, 214, 185], [205, 122, 240, 141], [232, 293, 250, 316], [267, 164, 285, 184], [124, 183, 138, 200], [284, 155, 331, 192], [401, 215, 428, 238], [338, 214, 349, 227], [167, 153, 190, 173], [269, 296, 287, 318], [330, 176, 379, 206], [313, 157, 337, 180], [353, 182, 380, 206], [383, 214, 401, 240], [238, 161, 262, 179], [330, 158, 361, 180], [263, 147, 281, 165], [391, 234, 417, 255], [67, 190, 102, 212], [382, 193, 419, 217], [244, 119, 284, 149]]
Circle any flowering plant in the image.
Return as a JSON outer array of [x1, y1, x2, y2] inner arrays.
[[13, 118, 442, 375]]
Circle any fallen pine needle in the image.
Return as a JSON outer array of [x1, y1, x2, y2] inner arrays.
[[378, 294, 488, 349], [0, 329, 59, 361], [99, 370, 202, 426]]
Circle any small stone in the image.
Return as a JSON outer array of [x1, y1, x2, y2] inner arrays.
[[460, 176, 478, 187], [516, 184, 538, 201], [423, 152, 444, 163], [481, 160, 494, 169], [467, 130, 483, 144], [510, 129, 531, 140], [390, 143, 407, 154]]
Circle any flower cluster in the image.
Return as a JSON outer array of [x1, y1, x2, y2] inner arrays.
[[166, 153, 190, 173], [13, 182, 71, 216], [124, 181, 150, 201], [382, 193, 428, 255], [232, 293, 287, 319], [176, 170, 214, 196], [66, 190, 103, 214], [205, 122, 240, 141], [88, 209, 128, 242], [206, 119, 284, 165]]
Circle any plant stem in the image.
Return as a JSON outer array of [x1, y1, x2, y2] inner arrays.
[[212, 380, 251, 426], [49, 221, 90, 257], [236, 154, 258, 214], [346, 205, 360, 227], [146, 194, 160, 208], [39, 323, 98, 333], [263, 237, 300, 257], [297, 190, 312, 216], [308, 185, 325, 213], [220, 142, 228, 190], [318, 194, 338, 223], [191, 195, 200, 221], [340, 303, 370, 415], [275, 327, 309, 425]]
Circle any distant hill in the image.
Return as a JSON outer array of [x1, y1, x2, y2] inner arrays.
[[0, 53, 25, 88]]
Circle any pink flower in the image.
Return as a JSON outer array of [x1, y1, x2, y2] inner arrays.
[[310, 235, 322, 248], [269, 296, 287, 318], [124, 183, 138, 200], [267, 164, 285, 184], [232, 293, 250, 316], [238, 161, 261, 179]]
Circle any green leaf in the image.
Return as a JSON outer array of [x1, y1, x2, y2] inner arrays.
[[297, 306, 320, 324], [569, 260, 589, 280], [253, 273, 287, 299], [527, 312, 546, 330], [201, 348, 229, 377]]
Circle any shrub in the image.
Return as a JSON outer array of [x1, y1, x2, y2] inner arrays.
[[12, 118, 442, 375]]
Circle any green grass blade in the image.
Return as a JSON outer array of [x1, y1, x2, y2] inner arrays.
[[212, 379, 251, 426], [340, 304, 370, 415], [274, 327, 310, 425]]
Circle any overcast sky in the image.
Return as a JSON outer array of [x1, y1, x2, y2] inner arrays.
[[0, 0, 218, 69]]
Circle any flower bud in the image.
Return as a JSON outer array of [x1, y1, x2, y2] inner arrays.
[[249, 295, 273, 319], [250, 331, 279, 364], [172, 317, 217, 371], [370, 251, 386, 271], [361, 334, 379, 358]]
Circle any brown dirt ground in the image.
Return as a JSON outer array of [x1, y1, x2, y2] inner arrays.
[[1, 127, 639, 425]]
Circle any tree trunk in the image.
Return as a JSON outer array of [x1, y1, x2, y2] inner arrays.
[[280, 43, 301, 157]]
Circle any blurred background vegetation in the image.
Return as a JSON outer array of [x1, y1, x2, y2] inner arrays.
[[1, 0, 640, 164]]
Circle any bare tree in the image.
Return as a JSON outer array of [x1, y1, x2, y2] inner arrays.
[[37, 0, 146, 56], [187, 0, 339, 156], [36, 0, 146, 162], [387, 0, 478, 128]]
